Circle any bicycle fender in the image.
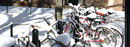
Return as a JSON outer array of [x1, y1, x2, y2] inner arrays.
[[108, 23, 124, 35]]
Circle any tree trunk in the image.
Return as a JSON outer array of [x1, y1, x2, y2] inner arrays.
[[55, 0, 63, 20]]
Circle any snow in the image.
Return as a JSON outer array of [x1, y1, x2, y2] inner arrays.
[[0, 6, 125, 47], [96, 8, 108, 14], [0, 6, 57, 47], [112, 21, 125, 35], [0, 35, 16, 47], [55, 33, 71, 46], [86, 13, 97, 18]]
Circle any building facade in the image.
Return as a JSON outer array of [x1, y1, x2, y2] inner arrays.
[[0, 0, 124, 11]]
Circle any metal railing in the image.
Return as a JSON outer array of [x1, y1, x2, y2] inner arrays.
[[0, 22, 30, 37]]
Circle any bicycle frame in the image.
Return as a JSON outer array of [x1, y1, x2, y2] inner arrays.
[[63, 11, 124, 47], [63, 13, 103, 42], [79, 14, 124, 36]]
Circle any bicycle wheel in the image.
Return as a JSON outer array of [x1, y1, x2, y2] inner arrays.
[[95, 27, 117, 47], [111, 28, 124, 47]]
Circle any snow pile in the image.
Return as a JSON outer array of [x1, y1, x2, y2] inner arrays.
[[0, 14, 9, 26], [55, 33, 71, 46], [0, 35, 15, 47], [96, 8, 108, 14]]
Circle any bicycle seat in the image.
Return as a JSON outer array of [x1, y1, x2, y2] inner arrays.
[[55, 33, 71, 47], [94, 19, 102, 23]]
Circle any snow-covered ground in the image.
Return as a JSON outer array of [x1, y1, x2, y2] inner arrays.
[[0, 6, 72, 47], [0, 6, 125, 47]]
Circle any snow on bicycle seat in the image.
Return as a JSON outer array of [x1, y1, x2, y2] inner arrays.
[[96, 8, 108, 14], [94, 19, 102, 22], [86, 13, 97, 21], [55, 33, 71, 47], [0, 35, 16, 47]]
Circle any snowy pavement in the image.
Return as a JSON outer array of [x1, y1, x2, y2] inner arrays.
[[0, 6, 125, 47]]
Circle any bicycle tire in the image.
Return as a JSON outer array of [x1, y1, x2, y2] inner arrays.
[[95, 27, 117, 47], [111, 28, 124, 47]]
